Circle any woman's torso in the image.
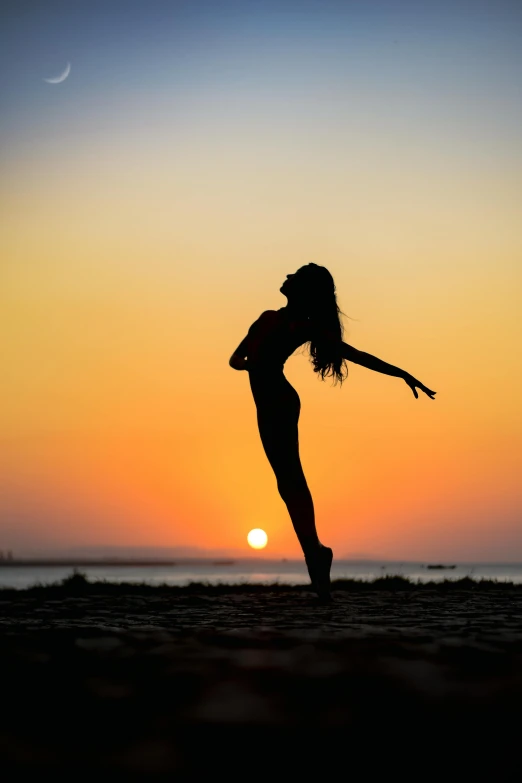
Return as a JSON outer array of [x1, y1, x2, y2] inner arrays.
[[247, 308, 310, 404]]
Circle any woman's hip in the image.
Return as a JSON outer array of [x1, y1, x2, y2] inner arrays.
[[251, 378, 299, 404], [255, 393, 300, 428]]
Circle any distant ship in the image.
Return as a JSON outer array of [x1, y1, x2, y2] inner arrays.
[[426, 564, 457, 570], [212, 560, 235, 566]]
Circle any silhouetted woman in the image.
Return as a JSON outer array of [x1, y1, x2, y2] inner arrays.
[[229, 264, 435, 600]]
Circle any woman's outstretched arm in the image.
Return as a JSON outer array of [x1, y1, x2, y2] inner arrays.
[[342, 342, 436, 400]]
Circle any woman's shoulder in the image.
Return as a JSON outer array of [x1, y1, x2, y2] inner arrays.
[[248, 310, 279, 332], [248, 310, 277, 335]]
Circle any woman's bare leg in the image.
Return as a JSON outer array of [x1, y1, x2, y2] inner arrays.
[[257, 407, 333, 598], [276, 468, 321, 555], [257, 410, 319, 553]]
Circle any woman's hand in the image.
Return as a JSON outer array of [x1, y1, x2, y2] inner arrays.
[[404, 373, 436, 400]]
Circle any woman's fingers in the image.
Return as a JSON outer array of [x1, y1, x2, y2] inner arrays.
[[406, 378, 436, 400], [404, 375, 436, 400], [406, 379, 418, 398]]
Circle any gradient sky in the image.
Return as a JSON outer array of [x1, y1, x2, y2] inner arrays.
[[2, 0, 521, 559]]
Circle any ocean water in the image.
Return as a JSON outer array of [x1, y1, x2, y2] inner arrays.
[[1, 560, 522, 590]]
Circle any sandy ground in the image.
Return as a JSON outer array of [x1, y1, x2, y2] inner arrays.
[[1, 579, 522, 778]]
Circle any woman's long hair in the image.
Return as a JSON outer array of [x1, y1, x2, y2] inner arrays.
[[293, 264, 348, 385]]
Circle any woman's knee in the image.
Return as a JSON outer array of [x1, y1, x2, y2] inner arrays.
[[276, 470, 307, 499]]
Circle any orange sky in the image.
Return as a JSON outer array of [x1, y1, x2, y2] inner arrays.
[[2, 1, 522, 559]]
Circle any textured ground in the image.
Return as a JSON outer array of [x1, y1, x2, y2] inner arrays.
[[1, 578, 522, 778]]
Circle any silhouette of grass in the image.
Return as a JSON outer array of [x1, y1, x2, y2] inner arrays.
[[1, 571, 521, 598]]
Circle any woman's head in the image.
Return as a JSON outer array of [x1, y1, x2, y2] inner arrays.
[[281, 263, 348, 385], [280, 263, 335, 305]]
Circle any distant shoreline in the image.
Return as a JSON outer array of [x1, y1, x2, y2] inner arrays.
[[0, 559, 241, 568], [2, 574, 522, 595], [0, 558, 521, 568]]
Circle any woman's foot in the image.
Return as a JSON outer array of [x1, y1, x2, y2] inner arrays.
[[305, 544, 333, 602]]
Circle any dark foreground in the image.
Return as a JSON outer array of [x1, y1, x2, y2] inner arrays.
[[1, 576, 522, 779]]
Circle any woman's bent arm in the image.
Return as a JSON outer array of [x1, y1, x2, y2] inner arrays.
[[229, 311, 278, 371], [229, 332, 252, 370], [229, 353, 248, 370]]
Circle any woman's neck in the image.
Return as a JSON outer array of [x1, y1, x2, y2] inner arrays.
[[280, 302, 308, 319]]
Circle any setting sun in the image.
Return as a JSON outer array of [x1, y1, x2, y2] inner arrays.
[[247, 529, 268, 550]]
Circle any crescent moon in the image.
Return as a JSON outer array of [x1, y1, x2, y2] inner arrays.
[[43, 62, 71, 84]]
